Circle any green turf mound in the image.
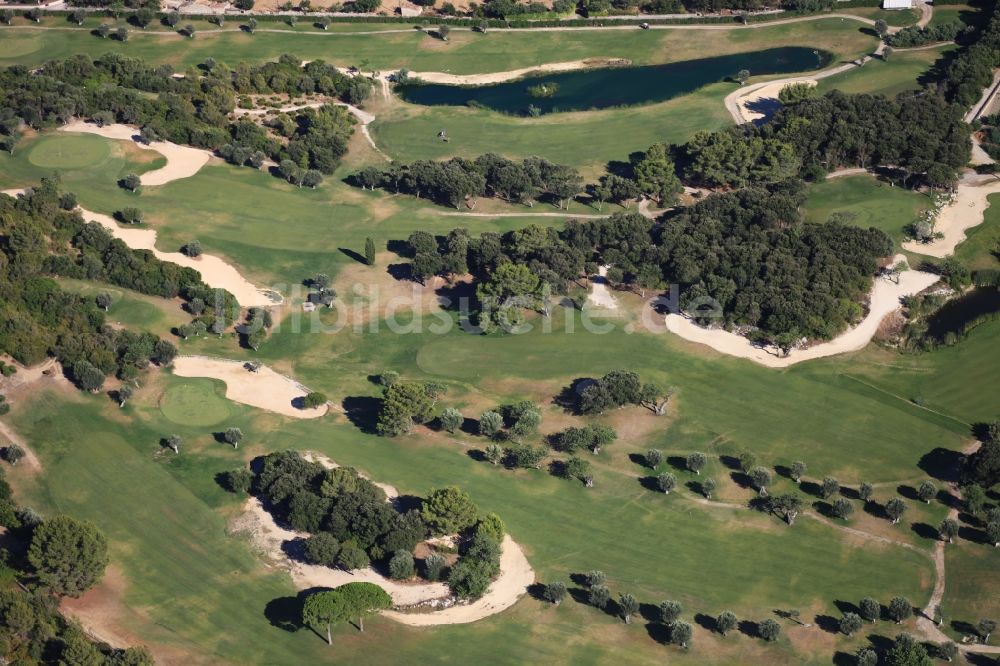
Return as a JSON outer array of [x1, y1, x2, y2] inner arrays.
[[27, 134, 110, 170], [160, 379, 232, 427]]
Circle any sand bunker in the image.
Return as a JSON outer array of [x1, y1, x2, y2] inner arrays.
[[585, 265, 621, 316], [410, 58, 630, 86], [171, 356, 326, 419], [75, 206, 278, 307], [664, 257, 940, 367], [237, 493, 535, 625], [902, 178, 1000, 258], [60, 121, 211, 187]]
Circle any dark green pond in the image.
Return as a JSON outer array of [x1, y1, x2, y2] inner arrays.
[[399, 47, 832, 115], [925, 288, 1000, 343]]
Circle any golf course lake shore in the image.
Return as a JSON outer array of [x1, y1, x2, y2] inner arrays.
[[398, 47, 832, 114]]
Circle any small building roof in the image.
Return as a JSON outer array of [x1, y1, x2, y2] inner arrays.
[[882, 0, 914, 9]]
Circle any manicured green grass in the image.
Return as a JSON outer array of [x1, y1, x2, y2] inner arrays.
[[941, 540, 1000, 642], [55, 278, 190, 333], [841, 6, 921, 26], [26, 133, 110, 169], [0, 18, 877, 71], [159, 379, 234, 426], [815, 44, 957, 97], [953, 192, 1000, 272], [801, 174, 931, 248]]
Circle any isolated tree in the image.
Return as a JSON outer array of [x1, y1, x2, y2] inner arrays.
[[566, 457, 593, 487], [116, 384, 134, 408], [71, 9, 86, 25], [364, 237, 376, 266], [439, 408, 463, 433], [717, 610, 737, 636], [758, 618, 780, 641], [589, 584, 610, 609], [388, 550, 415, 580], [979, 618, 997, 644], [821, 476, 840, 499], [584, 570, 606, 587], [859, 597, 880, 624], [790, 461, 806, 483], [987, 520, 1000, 547], [28, 516, 108, 596], [619, 593, 639, 624], [97, 23, 110, 38], [479, 411, 503, 439], [116, 25, 129, 41], [646, 449, 663, 469], [670, 621, 693, 648], [936, 641, 958, 662], [888, 596, 912, 624], [638, 382, 673, 415], [183, 24, 195, 38], [223, 427, 243, 449], [702, 477, 716, 499], [886, 498, 907, 525], [750, 467, 771, 496], [165, 435, 181, 454], [882, 46, 894, 61], [771, 494, 803, 525], [739, 451, 756, 473], [660, 600, 683, 624], [247, 17, 257, 33], [736, 69, 750, 85], [686, 452, 706, 475], [857, 648, 878, 666], [874, 18, 889, 38], [424, 553, 446, 581], [4, 445, 25, 466], [917, 481, 937, 504], [939, 518, 959, 543], [183, 240, 202, 257], [543, 582, 567, 605], [422, 486, 478, 535], [840, 612, 863, 636], [832, 498, 854, 520], [859, 482, 875, 504], [438, 24, 450, 41], [656, 472, 676, 494], [484, 443, 504, 466], [302, 392, 327, 409]]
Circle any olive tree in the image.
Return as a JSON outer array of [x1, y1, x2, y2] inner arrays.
[[716, 610, 737, 636], [888, 596, 912, 624], [686, 452, 706, 474], [917, 480, 937, 504]]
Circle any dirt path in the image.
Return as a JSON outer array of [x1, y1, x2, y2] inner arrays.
[[902, 177, 1000, 258], [663, 255, 940, 367], [60, 121, 212, 187], [0, 418, 43, 474], [171, 356, 326, 419], [74, 205, 280, 307], [410, 57, 631, 85]]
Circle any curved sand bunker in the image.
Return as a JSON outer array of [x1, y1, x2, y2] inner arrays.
[[76, 206, 278, 307], [902, 177, 1000, 258], [409, 58, 630, 86], [60, 121, 211, 187], [237, 472, 534, 625], [664, 257, 940, 367], [734, 79, 817, 124], [171, 356, 326, 419]]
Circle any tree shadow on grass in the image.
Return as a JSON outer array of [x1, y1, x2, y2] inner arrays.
[[815, 614, 840, 634], [918, 447, 965, 483], [638, 476, 663, 492], [264, 595, 304, 632], [341, 396, 381, 434], [387, 263, 415, 283], [638, 603, 660, 623], [666, 456, 687, 472], [526, 582, 548, 602], [694, 613, 716, 633], [951, 619, 978, 638], [832, 651, 856, 666], [737, 620, 759, 638], [866, 633, 895, 653], [910, 522, 939, 541], [338, 247, 368, 265], [645, 621, 671, 645], [834, 600, 859, 616], [897, 484, 920, 501], [800, 480, 823, 498]]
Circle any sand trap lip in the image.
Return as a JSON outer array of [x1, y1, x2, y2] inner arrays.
[[59, 121, 212, 187], [171, 356, 326, 419], [902, 178, 1000, 258], [74, 205, 279, 307], [664, 256, 939, 367], [408, 58, 630, 86], [238, 483, 535, 625]]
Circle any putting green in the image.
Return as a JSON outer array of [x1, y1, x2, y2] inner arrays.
[[0, 36, 42, 58], [159, 379, 232, 427], [27, 134, 110, 169]]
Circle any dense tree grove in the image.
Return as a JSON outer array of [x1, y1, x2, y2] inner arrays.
[[962, 421, 1000, 487], [246, 452, 504, 600], [941, 0, 1000, 107], [887, 19, 966, 48], [353, 154, 581, 209], [0, 53, 365, 177], [0, 183, 188, 389]]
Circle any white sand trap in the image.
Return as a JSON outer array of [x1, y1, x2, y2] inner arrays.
[[664, 257, 940, 367], [238, 497, 535, 625], [585, 265, 621, 316], [76, 206, 278, 307], [171, 356, 326, 419], [736, 79, 817, 123], [60, 121, 212, 187], [902, 178, 1000, 258], [410, 58, 629, 85]]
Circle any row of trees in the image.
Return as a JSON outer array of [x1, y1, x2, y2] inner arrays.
[[352, 154, 582, 210], [0, 182, 181, 390]]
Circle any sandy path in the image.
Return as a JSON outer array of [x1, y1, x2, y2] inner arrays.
[[171, 356, 327, 419], [586, 265, 621, 314], [60, 121, 212, 187], [410, 58, 630, 85], [902, 178, 1000, 258], [237, 495, 535, 625], [663, 256, 939, 367], [74, 206, 278, 307], [734, 79, 816, 123]]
